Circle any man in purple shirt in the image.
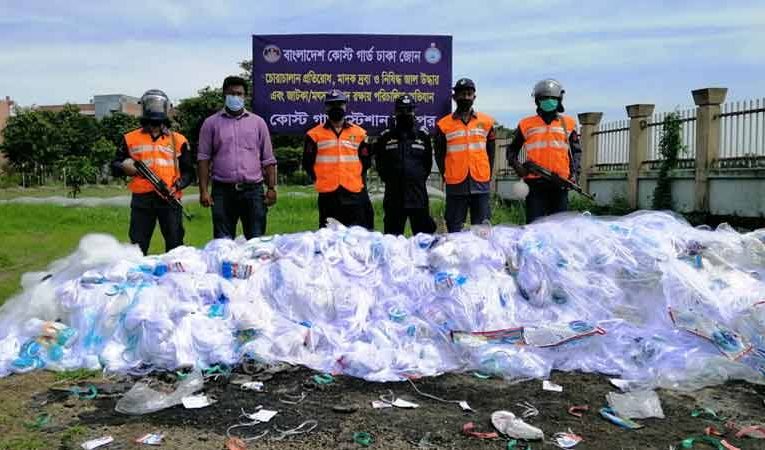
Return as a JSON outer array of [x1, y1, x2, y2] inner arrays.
[[197, 76, 278, 239]]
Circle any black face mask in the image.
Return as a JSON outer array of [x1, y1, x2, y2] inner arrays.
[[396, 114, 415, 129], [456, 99, 473, 112], [327, 107, 345, 122]]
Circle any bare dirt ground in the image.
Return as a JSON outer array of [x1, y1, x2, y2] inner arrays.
[[1, 366, 763, 450]]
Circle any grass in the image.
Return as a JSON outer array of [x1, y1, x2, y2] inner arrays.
[[52, 369, 102, 383], [0, 186, 526, 304]]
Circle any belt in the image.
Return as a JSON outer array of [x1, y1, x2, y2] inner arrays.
[[213, 180, 262, 191]]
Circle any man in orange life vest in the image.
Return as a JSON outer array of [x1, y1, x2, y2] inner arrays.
[[434, 78, 496, 232], [111, 89, 195, 255], [506, 79, 582, 224], [302, 89, 374, 229]]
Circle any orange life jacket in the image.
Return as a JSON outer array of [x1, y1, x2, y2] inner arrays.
[[519, 114, 576, 180], [436, 111, 495, 185], [124, 128, 188, 196], [306, 123, 367, 193]]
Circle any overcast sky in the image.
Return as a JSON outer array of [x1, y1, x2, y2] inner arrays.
[[1, 0, 763, 126]]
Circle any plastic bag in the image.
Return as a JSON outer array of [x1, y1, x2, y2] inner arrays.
[[115, 371, 203, 415], [606, 390, 665, 419]]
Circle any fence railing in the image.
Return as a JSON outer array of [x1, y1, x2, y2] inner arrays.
[[594, 119, 629, 165], [719, 97, 765, 158], [647, 108, 697, 160]]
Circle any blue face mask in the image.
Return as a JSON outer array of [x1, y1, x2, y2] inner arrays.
[[539, 98, 559, 112], [225, 95, 245, 112]]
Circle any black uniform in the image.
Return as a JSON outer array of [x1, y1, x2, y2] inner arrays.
[[111, 127, 195, 255], [374, 124, 436, 235], [506, 110, 582, 224]]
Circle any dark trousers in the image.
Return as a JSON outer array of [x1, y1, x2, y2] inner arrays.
[[444, 193, 491, 233], [129, 192, 184, 255], [318, 190, 373, 229], [525, 180, 569, 224], [211, 181, 266, 240], [384, 205, 436, 235]]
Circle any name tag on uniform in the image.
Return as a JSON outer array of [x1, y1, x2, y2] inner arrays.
[[385, 143, 398, 150], [411, 144, 425, 150]]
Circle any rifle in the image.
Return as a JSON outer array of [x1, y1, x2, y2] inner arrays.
[[133, 159, 193, 220], [522, 160, 595, 201]]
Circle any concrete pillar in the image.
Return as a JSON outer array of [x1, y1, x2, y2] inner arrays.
[[691, 87, 727, 212], [625, 104, 655, 209], [577, 112, 603, 193]]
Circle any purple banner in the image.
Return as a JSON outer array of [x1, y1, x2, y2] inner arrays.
[[252, 34, 452, 135]]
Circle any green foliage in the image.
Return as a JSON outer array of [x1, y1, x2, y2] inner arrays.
[[274, 146, 303, 177], [100, 112, 140, 147], [61, 138, 115, 198], [570, 194, 633, 216], [53, 369, 101, 382], [174, 87, 224, 153], [652, 112, 685, 210]]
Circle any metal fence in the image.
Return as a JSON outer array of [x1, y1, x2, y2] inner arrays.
[[719, 97, 765, 158], [648, 108, 697, 161], [594, 119, 629, 166]]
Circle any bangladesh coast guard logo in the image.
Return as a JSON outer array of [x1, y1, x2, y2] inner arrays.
[[263, 45, 281, 63], [424, 43, 441, 64]]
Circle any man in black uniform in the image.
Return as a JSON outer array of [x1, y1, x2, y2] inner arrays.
[[374, 94, 436, 235]]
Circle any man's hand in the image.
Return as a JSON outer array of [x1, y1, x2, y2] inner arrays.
[[121, 158, 137, 176], [265, 188, 277, 207], [511, 162, 528, 178], [199, 190, 214, 207]]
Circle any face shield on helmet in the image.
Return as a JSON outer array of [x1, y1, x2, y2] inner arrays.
[[140, 90, 170, 123]]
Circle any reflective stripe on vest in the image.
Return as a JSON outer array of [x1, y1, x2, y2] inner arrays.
[[124, 129, 188, 195], [518, 114, 575, 180], [307, 123, 367, 193], [436, 111, 495, 185]]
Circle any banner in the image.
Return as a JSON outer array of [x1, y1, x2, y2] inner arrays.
[[252, 34, 452, 135]]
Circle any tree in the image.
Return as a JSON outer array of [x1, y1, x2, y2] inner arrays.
[[652, 112, 685, 211], [175, 87, 224, 153], [100, 112, 140, 148], [62, 138, 114, 197], [0, 109, 59, 172]]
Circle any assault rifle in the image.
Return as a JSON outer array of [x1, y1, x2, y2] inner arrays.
[[522, 160, 595, 201], [133, 160, 192, 220]]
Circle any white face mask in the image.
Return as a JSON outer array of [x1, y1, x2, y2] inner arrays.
[[225, 95, 244, 112]]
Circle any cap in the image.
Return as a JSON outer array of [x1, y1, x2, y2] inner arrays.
[[453, 78, 476, 92], [324, 89, 348, 104]]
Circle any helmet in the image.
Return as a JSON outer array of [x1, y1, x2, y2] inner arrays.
[[394, 94, 415, 112], [532, 79, 564, 99], [453, 77, 476, 92], [139, 89, 170, 122], [324, 89, 348, 104]]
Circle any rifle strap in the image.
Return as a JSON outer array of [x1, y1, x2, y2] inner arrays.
[[557, 113, 574, 177], [168, 127, 180, 186]]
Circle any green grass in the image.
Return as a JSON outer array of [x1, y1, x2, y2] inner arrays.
[[0, 187, 524, 304], [52, 369, 101, 383]]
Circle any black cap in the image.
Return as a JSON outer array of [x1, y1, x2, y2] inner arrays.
[[453, 78, 476, 92], [324, 89, 348, 104], [394, 94, 415, 111]]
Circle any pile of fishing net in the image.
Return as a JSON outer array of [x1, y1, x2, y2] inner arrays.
[[1, 211, 764, 391]]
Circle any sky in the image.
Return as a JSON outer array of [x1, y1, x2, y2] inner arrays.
[[1, 0, 764, 127]]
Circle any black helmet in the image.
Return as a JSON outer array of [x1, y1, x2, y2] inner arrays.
[[394, 94, 415, 112], [139, 89, 170, 122]]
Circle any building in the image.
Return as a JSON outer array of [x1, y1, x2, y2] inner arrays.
[[0, 96, 15, 171], [35, 103, 96, 116], [34, 94, 141, 120], [93, 94, 141, 119], [0, 96, 15, 146]]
